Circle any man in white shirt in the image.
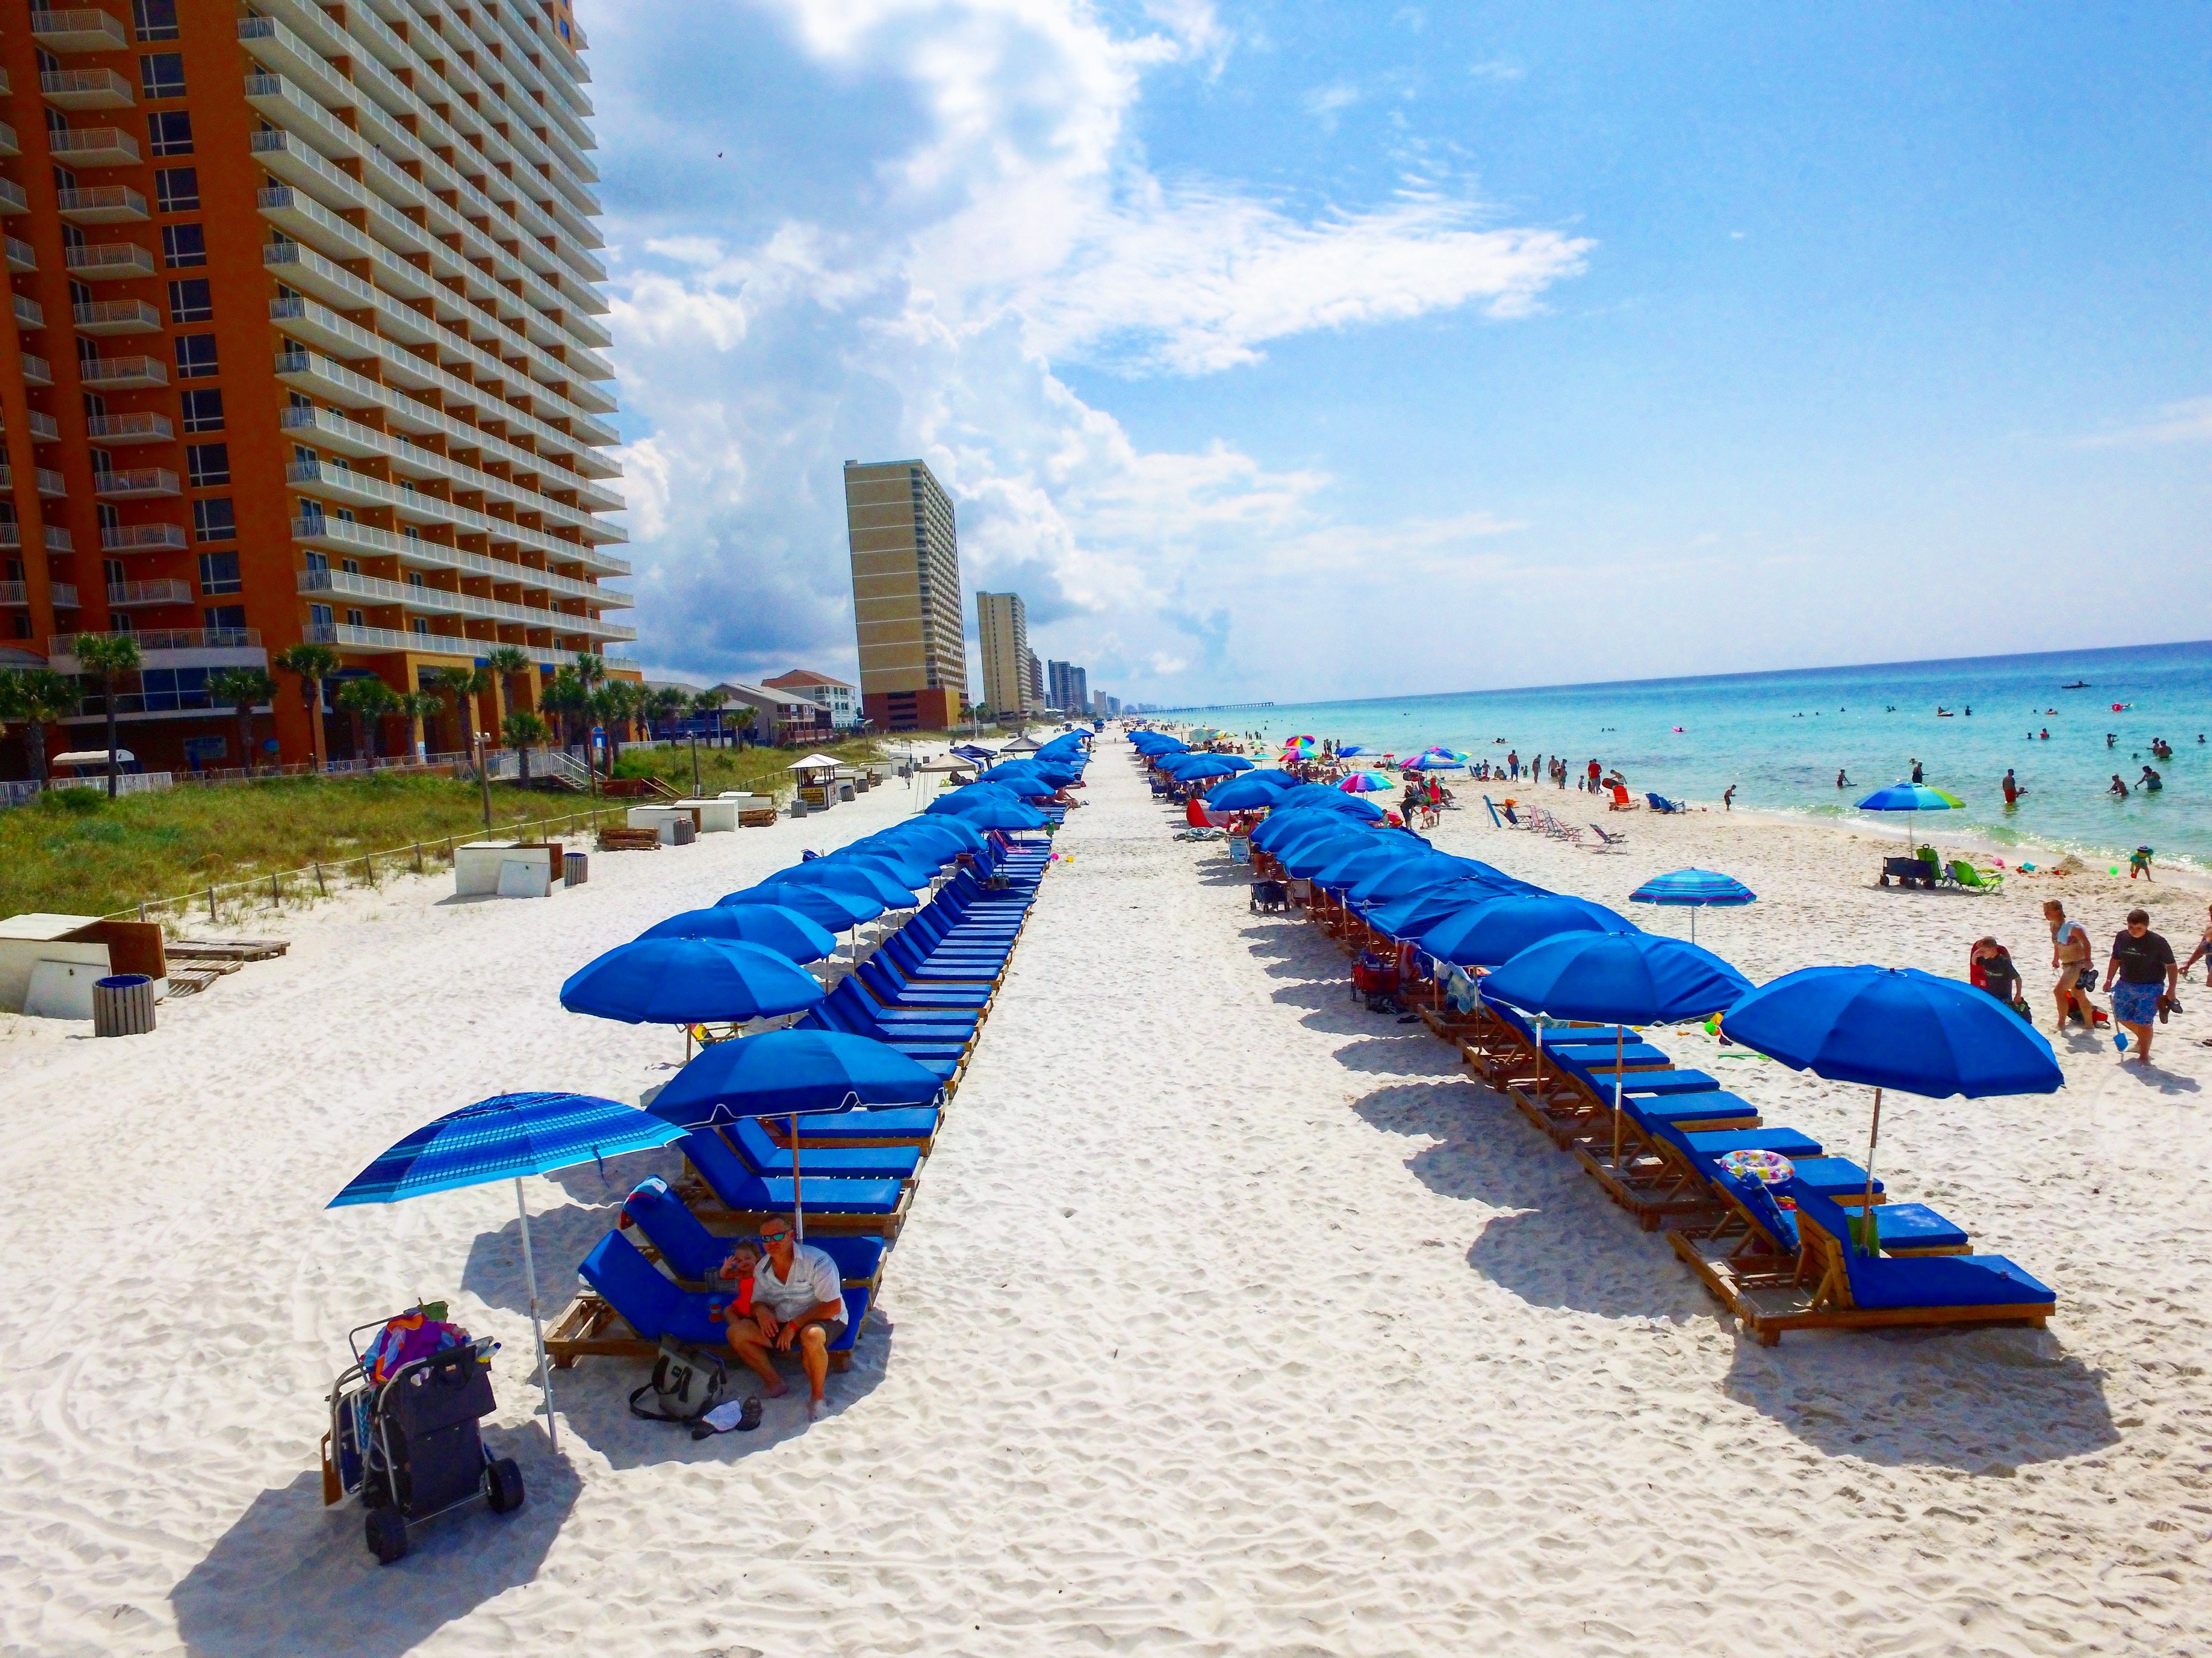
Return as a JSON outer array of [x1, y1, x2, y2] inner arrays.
[[726, 1216, 847, 1421]]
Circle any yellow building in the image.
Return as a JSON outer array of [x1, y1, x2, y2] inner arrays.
[[844, 458, 966, 730], [975, 590, 1029, 719]]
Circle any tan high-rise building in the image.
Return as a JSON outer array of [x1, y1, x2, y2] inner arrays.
[[974, 590, 1027, 719], [0, 0, 631, 776], [844, 458, 965, 731]]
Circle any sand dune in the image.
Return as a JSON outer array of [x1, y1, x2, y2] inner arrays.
[[0, 748, 2204, 1655]]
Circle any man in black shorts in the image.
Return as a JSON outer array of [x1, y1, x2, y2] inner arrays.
[[2102, 908, 2178, 1066]]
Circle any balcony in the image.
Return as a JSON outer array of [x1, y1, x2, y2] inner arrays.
[[67, 241, 157, 280], [39, 69, 135, 111], [48, 126, 141, 167], [4, 235, 33, 273], [95, 467, 179, 500], [302, 620, 618, 671], [73, 298, 162, 335], [29, 8, 129, 51], [0, 179, 28, 216], [297, 565, 638, 642], [101, 523, 190, 553], [45, 526, 74, 553], [50, 628, 265, 671], [85, 412, 174, 444], [106, 579, 194, 608], [12, 294, 44, 329], [79, 354, 168, 389], [0, 122, 17, 160], [55, 185, 148, 225], [21, 354, 53, 388], [25, 412, 63, 442], [34, 468, 66, 498], [0, 524, 16, 549], [0, 580, 82, 608]]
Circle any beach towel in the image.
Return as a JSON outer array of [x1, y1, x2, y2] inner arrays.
[[1444, 965, 1482, 1015], [363, 1311, 467, 1386]]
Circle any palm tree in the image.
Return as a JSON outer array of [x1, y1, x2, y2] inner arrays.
[[590, 679, 642, 772], [0, 669, 82, 784], [540, 667, 588, 751], [72, 633, 143, 798], [502, 708, 549, 785], [643, 684, 690, 741], [397, 690, 443, 763], [207, 666, 275, 775], [691, 685, 730, 747], [571, 652, 606, 694], [484, 644, 533, 729], [336, 675, 399, 762], [434, 665, 491, 758], [274, 642, 342, 771]]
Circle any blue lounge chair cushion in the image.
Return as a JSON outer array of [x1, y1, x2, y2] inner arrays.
[[1678, 1127, 1824, 1162], [730, 1117, 920, 1182], [621, 1176, 737, 1282], [1565, 1067, 1719, 1096], [681, 1130, 905, 1215], [766, 1105, 940, 1144], [1846, 1252, 2054, 1309], [580, 1230, 730, 1348], [1544, 1042, 1671, 1068], [1782, 1177, 1969, 1256]]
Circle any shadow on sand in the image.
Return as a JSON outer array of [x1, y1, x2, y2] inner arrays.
[[171, 1425, 580, 1658], [1721, 1323, 2120, 1473]]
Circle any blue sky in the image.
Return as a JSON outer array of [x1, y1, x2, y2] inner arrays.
[[589, 2, 2212, 705]]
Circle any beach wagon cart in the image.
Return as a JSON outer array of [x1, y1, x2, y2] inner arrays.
[[323, 1312, 524, 1565]]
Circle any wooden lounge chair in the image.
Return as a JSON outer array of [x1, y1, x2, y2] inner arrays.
[[676, 1128, 913, 1239], [547, 1229, 876, 1373], [1672, 1175, 2049, 1345]]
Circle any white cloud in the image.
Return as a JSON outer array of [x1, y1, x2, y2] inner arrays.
[[591, 0, 1588, 698], [1303, 80, 1361, 127], [1469, 59, 1526, 82], [2077, 396, 2212, 448]]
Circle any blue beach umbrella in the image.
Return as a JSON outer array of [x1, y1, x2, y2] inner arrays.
[[927, 793, 1048, 830], [1311, 839, 1423, 891], [1855, 782, 1965, 851], [1160, 755, 1241, 782], [1628, 867, 1757, 942], [856, 819, 985, 858], [1364, 881, 1520, 940], [649, 1030, 946, 1240], [769, 859, 919, 909], [1401, 752, 1460, 771], [1418, 893, 1634, 968], [1486, 931, 1752, 1163], [1723, 965, 2064, 1243], [329, 1091, 688, 1447], [720, 881, 883, 931], [1347, 852, 1524, 907], [1337, 745, 1366, 757], [1205, 774, 1289, 810], [1280, 829, 1392, 879], [823, 847, 942, 888], [560, 937, 825, 1026], [636, 903, 839, 963]]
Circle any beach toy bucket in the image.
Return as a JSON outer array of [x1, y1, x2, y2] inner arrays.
[[92, 974, 156, 1038]]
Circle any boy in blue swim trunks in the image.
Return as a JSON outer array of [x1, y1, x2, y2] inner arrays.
[[2103, 908, 2177, 1066]]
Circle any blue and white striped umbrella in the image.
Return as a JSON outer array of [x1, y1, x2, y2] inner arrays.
[[1629, 867, 1755, 942], [329, 1092, 689, 1448]]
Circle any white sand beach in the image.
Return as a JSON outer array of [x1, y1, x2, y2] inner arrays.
[[3, 745, 2208, 1656]]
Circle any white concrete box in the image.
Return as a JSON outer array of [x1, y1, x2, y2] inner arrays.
[[455, 843, 555, 897]]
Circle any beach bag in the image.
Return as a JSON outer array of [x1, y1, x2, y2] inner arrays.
[[628, 1339, 730, 1424]]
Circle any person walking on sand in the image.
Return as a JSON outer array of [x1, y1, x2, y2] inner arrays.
[[2045, 900, 2098, 1032], [2103, 908, 2178, 1065], [1723, 784, 1736, 811], [2002, 768, 2024, 805], [726, 1215, 847, 1422]]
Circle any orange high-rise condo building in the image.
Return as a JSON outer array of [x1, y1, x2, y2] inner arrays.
[[0, 0, 630, 776]]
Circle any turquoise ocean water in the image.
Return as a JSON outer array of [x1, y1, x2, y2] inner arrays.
[[1181, 641, 2212, 874]]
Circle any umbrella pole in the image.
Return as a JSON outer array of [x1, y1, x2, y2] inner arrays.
[[792, 1111, 804, 1241], [1859, 1087, 1882, 1256], [514, 1176, 558, 1451], [1611, 1026, 1625, 1168]]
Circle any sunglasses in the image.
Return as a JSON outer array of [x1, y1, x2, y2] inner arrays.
[[759, 1230, 792, 1244]]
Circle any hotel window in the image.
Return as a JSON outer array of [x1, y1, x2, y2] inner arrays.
[[140, 54, 186, 101], [154, 167, 198, 212], [181, 388, 224, 433], [192, 497, 236, 543], [145, 111, 192, 157], [174, 333, 218, 379], [346, 609, 365, 627], [186, 443, 229, 486], [204, 605, 247, 633], [340, 558, 359, 574], [198, 552, 241, 595], [133, 1, 179, 41], [411, 618, 430, 637], [304, 550, 328, 575], [168, 278, 212, 324], [310, 604, 334, 631], [162, 223, 206, 268]]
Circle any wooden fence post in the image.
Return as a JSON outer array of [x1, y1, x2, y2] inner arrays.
[[271, 871, 282, 908], [207, 885, 217, 922], [413, 841, 424, 874], [314, 861, 327, 897]]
